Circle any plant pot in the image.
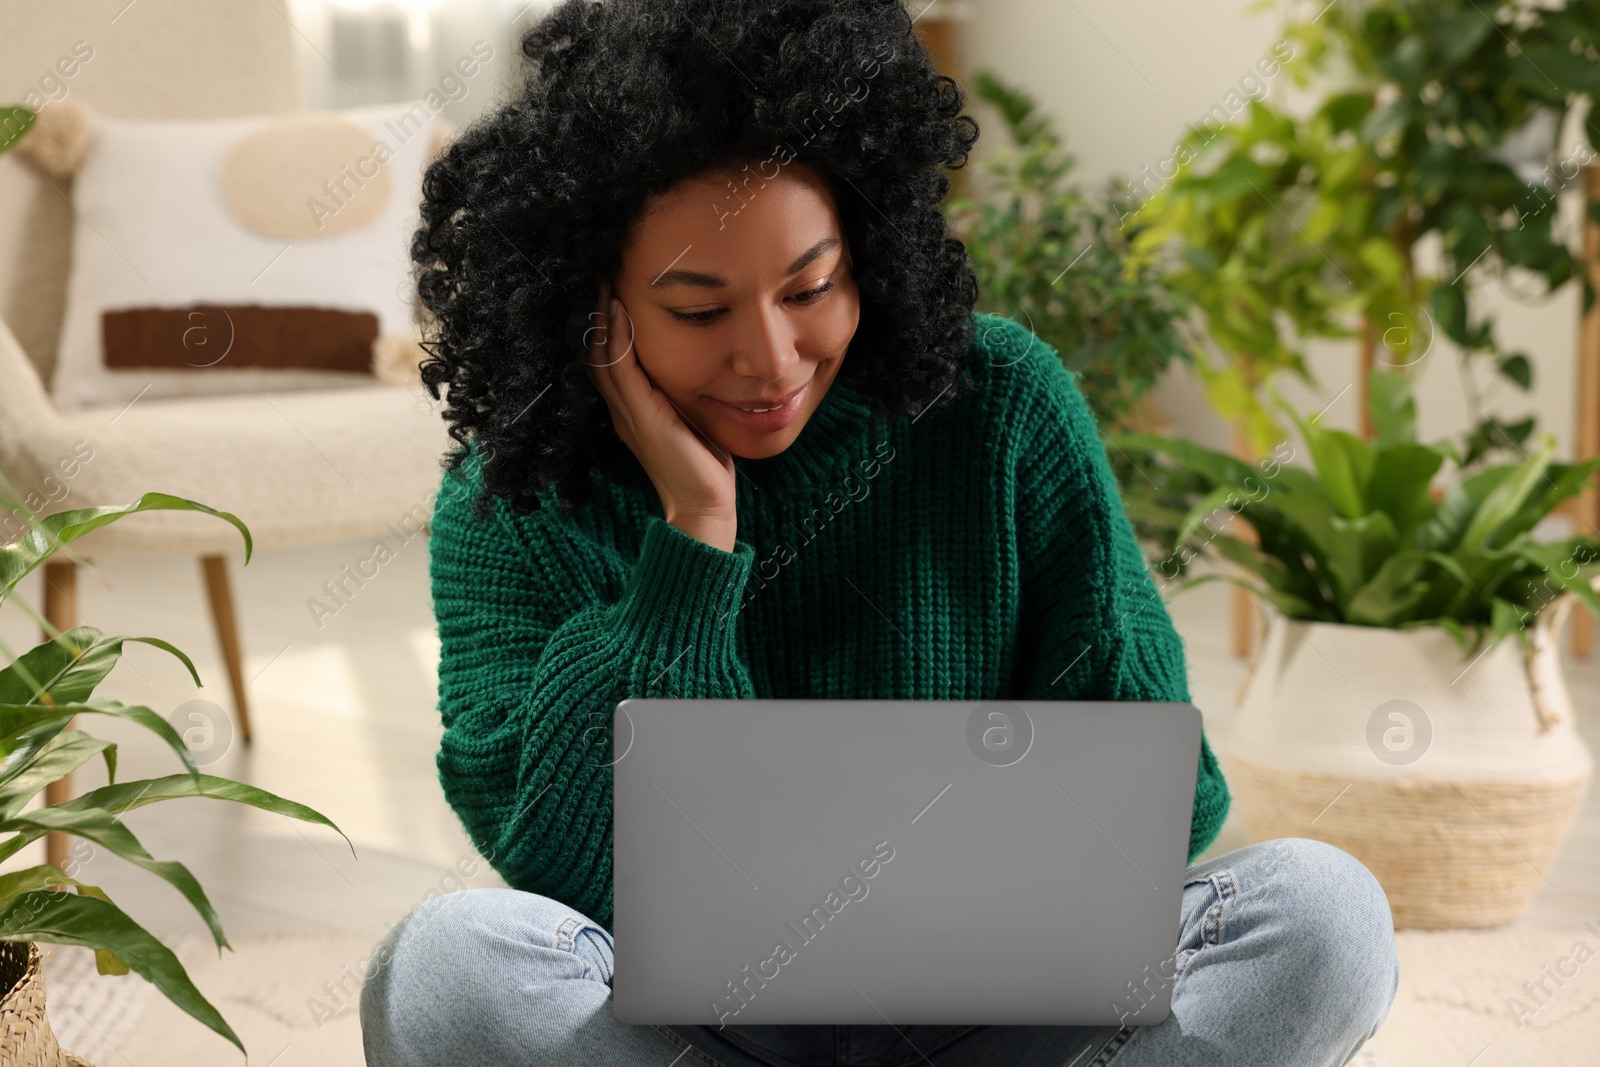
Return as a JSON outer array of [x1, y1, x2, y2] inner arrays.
[[1223, 596, 1593, 929], [0, 942, 94, 1067]]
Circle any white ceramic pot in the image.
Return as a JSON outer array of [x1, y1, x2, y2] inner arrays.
[[1224, 595, 1593, 929]]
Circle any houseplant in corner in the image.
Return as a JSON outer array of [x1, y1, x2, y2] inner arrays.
[[941, 70, 1203, 567], [1112, 368, 1600, 928], [0, 488, 350, 1062], [1131, 0, 1600, 473]]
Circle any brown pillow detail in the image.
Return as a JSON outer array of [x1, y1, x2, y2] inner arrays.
[[101, 305, 379, 373]]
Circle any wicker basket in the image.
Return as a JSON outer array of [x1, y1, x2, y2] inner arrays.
[[0, 943, 95, 1067], [1225, 593, 1594, 929]]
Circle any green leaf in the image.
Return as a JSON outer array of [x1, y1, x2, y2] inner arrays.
[[1429, 9, 1496, 66], [0, 493, 251, 606], [1365, 443, 1446, 544], [1345, 552, 1431, 627], [0, 892, 242, 1055], [1110, 432, 1265, 490], [1173, 485, 1256, 549], [1329, 512, 1399, 590], [0, 806, 229, 951], [0, 627, 201, 707], [1430, 281, 1469, 346], [1368, 369, 1416, 448], [1302, 426, 1373, 519], [1512, 541, 1600, 622], [1259, 492, 1354, 599], [1496, 353, 1532, 390], [0, 699, 199, 784], [1487, 596, 1533, 657], [1158, 570, 1320, 620], [1318, 91, 1373, 134], [1457, 435, 1556, 551], [55, 773, 353, 856], [0, 107, 36, 155], [1425, 466, 1515, 551], [0, 864, 99, 904], [61, 883, 133, 975], [1430, 616, 1477, 658], [1203, 530, 1306, 600], [0, 731, 117, 820], [1494, 457, 1600, 547], [1342, 548, 1471, 628]]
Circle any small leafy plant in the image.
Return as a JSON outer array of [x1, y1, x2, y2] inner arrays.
[[1111, 368, 1600, 659], [942, 70, 1193, 435], [0, 489, 349, 1056], [941, 70, 1200, 562]]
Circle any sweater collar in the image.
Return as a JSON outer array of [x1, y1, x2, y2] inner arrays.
[[733, 371, 886, 495]]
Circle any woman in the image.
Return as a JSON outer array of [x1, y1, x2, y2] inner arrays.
[[360, 1, 1400, 1064]]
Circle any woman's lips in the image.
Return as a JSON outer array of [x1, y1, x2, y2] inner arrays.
[[710, 380, 809, 433]]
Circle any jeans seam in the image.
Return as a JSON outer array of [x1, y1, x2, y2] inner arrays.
[[1087, 1025, 1136, 1067]]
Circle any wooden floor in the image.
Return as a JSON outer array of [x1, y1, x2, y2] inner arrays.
[[0, 537, 1595, 944]]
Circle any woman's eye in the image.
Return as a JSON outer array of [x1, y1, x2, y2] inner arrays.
[[791, 279, 835, 304], [669, 308, 721, 325], [667, 279, 835, 326]]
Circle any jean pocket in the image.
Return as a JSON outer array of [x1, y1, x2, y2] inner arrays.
[[554, 913, 614, 983]]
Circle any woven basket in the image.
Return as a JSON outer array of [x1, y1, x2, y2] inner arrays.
[[0, 943, 94, 1067], [1225, 592, 1594, 930]]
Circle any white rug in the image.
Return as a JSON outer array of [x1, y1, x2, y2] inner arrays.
[[31, 925, 1600, 1066], [42, 932, 371, 1066], [1360, 926, 1600, 1066]]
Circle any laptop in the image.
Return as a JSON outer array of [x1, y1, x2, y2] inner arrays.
[[610, 698, 1202, 1028]]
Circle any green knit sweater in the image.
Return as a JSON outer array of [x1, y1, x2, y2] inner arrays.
[[428, 311, 1230, 933]]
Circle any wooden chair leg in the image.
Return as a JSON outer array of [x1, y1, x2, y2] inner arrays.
[[1232, 586, 1255, 659], [41, 560, 76, 871], [200, 554, 252, 744]]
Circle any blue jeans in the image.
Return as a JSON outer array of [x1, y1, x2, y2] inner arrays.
[[360, 837, 1399, 1066]]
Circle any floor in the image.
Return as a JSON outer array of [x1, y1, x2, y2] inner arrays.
[[0, 533, 1596, 1030]]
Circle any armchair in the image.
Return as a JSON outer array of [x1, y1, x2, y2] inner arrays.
[[0, 1, 455, 867]]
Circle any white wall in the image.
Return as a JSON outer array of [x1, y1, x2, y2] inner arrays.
[[959, 0, 1588, 461]]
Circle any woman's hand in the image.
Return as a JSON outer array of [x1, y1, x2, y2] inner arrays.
[[584, 281, 739, 552]]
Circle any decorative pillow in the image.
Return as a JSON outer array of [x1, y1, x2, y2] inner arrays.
[[47, 100, 447, 410]]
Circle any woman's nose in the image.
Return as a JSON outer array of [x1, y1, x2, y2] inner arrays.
[[727, 300, 801, 381]]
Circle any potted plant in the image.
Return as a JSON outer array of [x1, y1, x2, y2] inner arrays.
[[1130, 0, 1600, 471], [943, 70, 1195, 435], [942, 70, 1202, 564], [1112, 367, 1600, 928], [0, 488, 350, 1061]]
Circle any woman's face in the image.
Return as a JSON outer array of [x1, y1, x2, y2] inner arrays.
[[610, 161, 861, 460]]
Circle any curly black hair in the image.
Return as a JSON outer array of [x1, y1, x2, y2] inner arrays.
[[412, 0, 982, 520]]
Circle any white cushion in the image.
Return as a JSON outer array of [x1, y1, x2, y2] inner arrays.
[[52, 101, 441, 411]]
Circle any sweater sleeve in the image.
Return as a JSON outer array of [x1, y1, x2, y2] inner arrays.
[[428, 458, 758, 931], [1002, 327, 1231, 864]]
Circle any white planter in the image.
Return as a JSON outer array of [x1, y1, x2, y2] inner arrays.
[[1224, 597, 1593, 929]]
